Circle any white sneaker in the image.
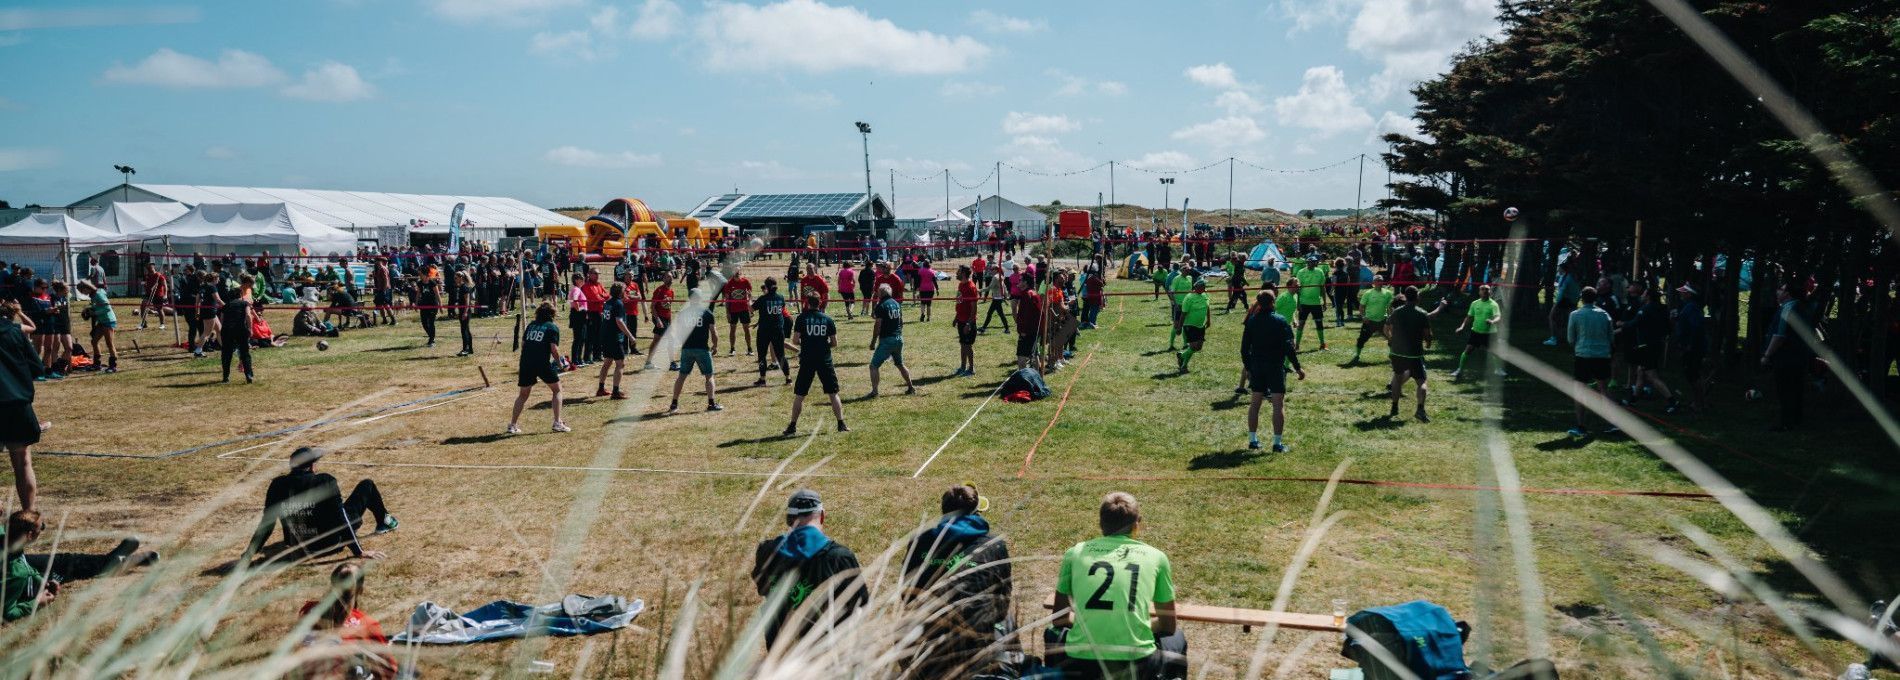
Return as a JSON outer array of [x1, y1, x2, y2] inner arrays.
[[552, 421, 572, 433], [506, 424, 522, 434]]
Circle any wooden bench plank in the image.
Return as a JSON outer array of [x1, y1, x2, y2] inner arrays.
[[1041, 594, 1344, 633]]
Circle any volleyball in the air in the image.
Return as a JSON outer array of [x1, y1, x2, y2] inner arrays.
[[1503, 207, 1520, 221], [1745, 388, 1762, 401], [316, 340, 330, 351]]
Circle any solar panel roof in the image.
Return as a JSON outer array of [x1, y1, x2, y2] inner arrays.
[[720, 193, 865, 219]]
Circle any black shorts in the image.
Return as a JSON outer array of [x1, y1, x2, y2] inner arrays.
[[1298, 304, 1325, 323], [598, 334, 625, 360], [518, 361, 561, 387], [1171, 305, 1183, 326], [1682, 348, 1705, 384], [1390, 355, 1427, 377], [374, 290, 393, 306], [727, 310, 752, 326], [1574, 356, 1612, 382], [1016, 332, 1039, 358], [840, 289, 855, 302], [0, 402, 41, 446], [1466, 332, 1492, 349], [1183, 325, 1205, 345], [794, 361, 840, 396], [651, 317, 670, 337], [920, 290, 936, 301], [956, 320, 977, 346], [1247, 363, 1287, 395], [1358, 322, 1383, 344], [1630, 343, 1662, 369]]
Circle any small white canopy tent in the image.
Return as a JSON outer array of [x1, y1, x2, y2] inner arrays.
[[0, 213, 124, 289], [132, 203, 359, 256], [80, 201, 188, 234]]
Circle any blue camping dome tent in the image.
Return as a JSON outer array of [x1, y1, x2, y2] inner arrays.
[[1245, 241, 1286, 271]]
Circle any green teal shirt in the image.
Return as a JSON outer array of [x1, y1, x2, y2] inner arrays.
[[3, 533, 43, 621], [1468, 298, 1500, 334], [1056, 534, 1176, 661], [1359, 288, 1395, 323], [1181, 293, 1210, 328], [1294, 265, 1327, 305]]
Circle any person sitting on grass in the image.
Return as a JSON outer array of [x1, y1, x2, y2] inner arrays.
[[294, 562, 397, 680], [508, 302, 570, 435], [5, 510, 158, 622], [902, 485, 1014, 679], [750, 489, 865, 649], [1052, 492, 1184, 680], [293, 301, 340, 338], [242, 446, 396, 564]]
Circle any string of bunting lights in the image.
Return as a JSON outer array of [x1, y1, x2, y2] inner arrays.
[[892, 155, 1375, 186]]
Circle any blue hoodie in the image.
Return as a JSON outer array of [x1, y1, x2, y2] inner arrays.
[[775, 524, 833, 562]]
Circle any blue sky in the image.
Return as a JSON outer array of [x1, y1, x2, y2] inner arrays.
[[0, 0, 1500, 214]]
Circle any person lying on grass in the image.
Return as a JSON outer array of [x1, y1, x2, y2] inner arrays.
[[4, 510, 158, 622], [243, 446, 397, 564]]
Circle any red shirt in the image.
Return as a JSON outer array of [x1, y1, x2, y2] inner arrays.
[[722, 277, 752, 313], [972, 257, 987, 275], [297, 603, 389, 644], [873, 272, 905, 301], [800, 274, 829, 307], [580, 281, 608, 312], [651, 285, 674, 320], [955, 280, 979, 322], [1015, 291, 1042, 334]]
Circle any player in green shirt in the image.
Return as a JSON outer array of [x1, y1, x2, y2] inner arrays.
[[1176, 281, 1212, 373], [1054, 492, 1182, 677], [1275, 279, 1300, 322], [1166, 263, 1195, 350], [1350, 275, 1395, 365], [1292, 254, 1329, 349], [1149, 262, 1168, 300], [1451, 285, 1503, 381]]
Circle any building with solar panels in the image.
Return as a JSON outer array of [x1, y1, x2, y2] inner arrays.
[[686, 192, 893, 243]]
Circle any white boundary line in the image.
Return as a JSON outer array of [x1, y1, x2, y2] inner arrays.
[[911, 379, 1004, 478], [215, 454, 865, 479]]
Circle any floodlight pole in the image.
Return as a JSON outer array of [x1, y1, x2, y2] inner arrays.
[[1354, 153, 1366, 230], [855, 121, 874, 234]]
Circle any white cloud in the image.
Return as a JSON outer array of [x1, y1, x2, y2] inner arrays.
[[101, 48, 285, 89], [204, 146, 239, 161], [1346, 0, 1500, 97], [1001, 112, 1079, 136], [967, 9, 1045, 34], [544, 145, 662, 169], [1130, 151, 1195, 171], [1184, 63, 1240, 90], [998, 135, 1090, 172], [698, 0, 989, 74], [733, 160, 803, 180], [940, 80, 1002, 98], [529, 29, 601, 60], [587, 6, 620, 33], [1216, 90, 1265, 115], [630, 0, 683, 40], [1171, 116, 1266, 148], [1273, 65, 1373, 135], [427, 0, 581, 23], [0, 148, 57, 172], [1374, 110, 1421, 138], [0, 6, 199, 31], [281, 62, 374, 102], [1050, 69, 1128, 97], [1276, 0, 1353, 33]]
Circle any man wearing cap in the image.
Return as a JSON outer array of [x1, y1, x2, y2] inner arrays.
[[751, 489, 865, 648], [243, 447, 395, 563], [1672, 283, 1709, 412], [902, 485, 1014, 678], [1293, 254, 1329, 350]]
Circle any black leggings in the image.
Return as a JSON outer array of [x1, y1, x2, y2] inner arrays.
[[757, 332, 788, 378], [458, 312, 473, 353], [343, 479, 390, 531], [420, 309, 437, 344], [981, 299, 1012, 332], [23, 538, 142, 583], [220, 334, 252, 381], [186, 315, 204, 349], [582, 312, 602, 362]]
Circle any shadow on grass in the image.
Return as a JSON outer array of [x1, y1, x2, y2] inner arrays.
[[158, 380, 225, 389], [1210, 396, 1247, 412], [200, 542, 358, 577], [528, 397, 592, 410], [1189, 450, 1267, 470], [1140, 349, 1175, 357], [443, 433, 511, 445], [402, 356, 450, 362], [356, 345, 416, 353], [1352, 415, 1405, 431], [913, 373, 962, 387], [719, 433, 796, 448], [1150, 371, 1186, 380], [1533, 434, 1592, 451]]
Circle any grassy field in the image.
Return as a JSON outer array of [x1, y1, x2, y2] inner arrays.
[[3, 256, 1895, 678]]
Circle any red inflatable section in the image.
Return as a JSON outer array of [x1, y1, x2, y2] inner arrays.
[[1057, 209, 1092, 239]]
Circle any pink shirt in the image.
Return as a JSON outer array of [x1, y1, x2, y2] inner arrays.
[[837, 267, 856, 292]]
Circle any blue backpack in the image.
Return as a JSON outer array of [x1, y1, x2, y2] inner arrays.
[[1341, 600, 1471, 680]]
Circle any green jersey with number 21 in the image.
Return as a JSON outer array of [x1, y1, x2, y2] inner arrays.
[[1056, 534, 1176, 661]]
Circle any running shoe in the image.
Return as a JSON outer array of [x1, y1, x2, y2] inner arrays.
[[905, 386, 916, 395], [668, 362, 680, 371], [375, 515, 399, 535], [1415, 409, 1430, 423], [836, 420, 850, 432], [1234, 387, 1247, 395], [667, 400, 679, 413], [552, 421, 572, 433], [1543, 337, 1559, 347], [1272, 443, 1289, 453], [595, 387, 611, 397], [1601, 425, 1620, 435], [506, 423, 523, 434], [610, 391, 628, 400], [1566, 427, 1587, 437], [753, 378, 767, 387], [782, 424, 798, 437], [707, 402, 724, 412], [1449, 370, 1462, 381], [1248, 438, 1261, 450]]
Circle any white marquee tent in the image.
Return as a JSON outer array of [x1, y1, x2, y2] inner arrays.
[[0, 213, 124, 287], [69, 184, 579, 245], [80, 201, 188, 234], [131, 203, 360, 256]]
